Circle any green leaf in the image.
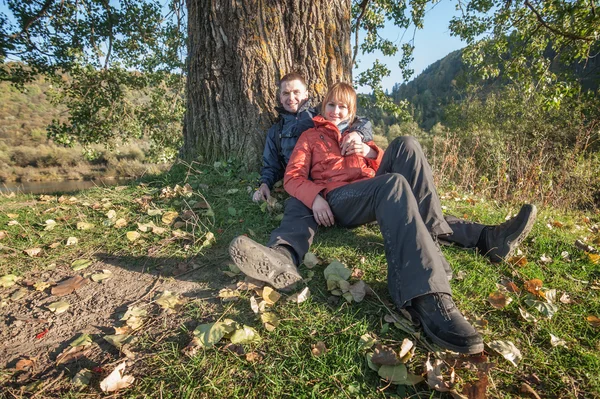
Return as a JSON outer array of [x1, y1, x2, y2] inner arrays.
[[70, 334, 93, 347], [323, 260, 352, 281], [0, 274, 21, 288], [229, 325, 261, 344], [378, 364, 408, 384], [91, 270, 113, 282], [525, 298, 558, 319], [72, 368, 92, 386], [71, 259, 93, 271], [228, 207, 237, 216], [48, 300, 70, 314], [303, 252, 320, 268], [103, 334, 136, 348], [365, 353, 380, 372], [193, 320, 238, 348]]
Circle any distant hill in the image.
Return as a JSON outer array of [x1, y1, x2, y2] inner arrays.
[[389, 47, 600, 130]]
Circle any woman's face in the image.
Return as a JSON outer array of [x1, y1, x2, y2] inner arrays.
[[324, 99, 350, 125]]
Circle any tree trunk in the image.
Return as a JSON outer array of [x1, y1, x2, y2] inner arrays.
[[182, 0, 352, 168]]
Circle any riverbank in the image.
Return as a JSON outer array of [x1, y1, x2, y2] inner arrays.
[[1, 163, 599, 398]]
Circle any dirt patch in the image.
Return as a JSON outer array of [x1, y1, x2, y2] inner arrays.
[[0, 254, 230, 392]]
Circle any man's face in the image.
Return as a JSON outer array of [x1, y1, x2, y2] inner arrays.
[[279, 79, 308, 113]]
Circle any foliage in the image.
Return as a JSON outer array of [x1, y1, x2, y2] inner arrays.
[[0, 0, 186, 161]]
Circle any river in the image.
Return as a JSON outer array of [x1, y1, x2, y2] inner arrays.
[[0, 178, 133, 195]]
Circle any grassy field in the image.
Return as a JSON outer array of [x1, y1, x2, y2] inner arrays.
[[0, 161, 599, 398]]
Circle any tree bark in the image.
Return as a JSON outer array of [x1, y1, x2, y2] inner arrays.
[[183, 0, 352, 168]]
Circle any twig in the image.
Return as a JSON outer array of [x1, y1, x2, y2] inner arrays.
[[30, 370, 64, 398], [524, 0, 595, 41], [129, 276, 161, 306]]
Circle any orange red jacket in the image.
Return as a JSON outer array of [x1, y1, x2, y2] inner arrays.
[[284, 116, 384, 209]]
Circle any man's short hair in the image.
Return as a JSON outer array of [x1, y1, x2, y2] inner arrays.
[[279, 72, 307, 89]]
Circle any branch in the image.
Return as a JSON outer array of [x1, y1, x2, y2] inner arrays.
[[10, 0, 56, 40], [100, 0, 113, 69], [524, 0, 595, 42], [352, 0, 370, 67]]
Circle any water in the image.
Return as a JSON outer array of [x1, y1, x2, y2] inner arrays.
[[0, 178, 133, 195]]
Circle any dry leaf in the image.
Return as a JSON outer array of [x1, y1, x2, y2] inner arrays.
[[56, 345, 92, 365], [488, 291, 512, 309], [507, 256, 528, 267], [114, 218, 127, 228], [0, 230, 7, 240], [161, 211, 179, 225], [587, 315, 600, 328], [66, 237, 78, 246], [351, 268, 365, 279], [91, 270, 113, 282], [500, 279, 521, 294], [559, 292, 572, 304], [71, 259, 92, 271], [246, 352, 263, 362], [519, 307, 538, 323], [260, 312, 280, 331], [539, 254, 553, 264], [218, 288, 240, 302], [588, 253, 600, 264], [287, 287, 311, 304], [100, 361, 135, 392], [426, 358, 452, 392], [311, 341, 327, 357], [524, 279, 544, 297], [0, 274, 21, 288], [155, 290, 182, 309], [16, 358, 35, 371], [76, 222, 94, 230], [371, 345, 399, 366], [126, 231, 141, 242], [47, 300, 70, 314], [262, 286, 281, 305], [51, 275, 87, 296], [349, 281, 367, 302], [398, 338, 414, 360], [488, 340, 522, 367], [34, 281, 51, 291], [520, 382, 542, 399], [303, 252, 321, 268], [23, 247, 42, 257], [549, 334, 567, 348]]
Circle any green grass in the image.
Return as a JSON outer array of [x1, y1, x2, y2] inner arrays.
[[1, 160, 599, 398]]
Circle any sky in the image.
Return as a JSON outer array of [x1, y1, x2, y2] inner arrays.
[[354, 0, 466, 93]]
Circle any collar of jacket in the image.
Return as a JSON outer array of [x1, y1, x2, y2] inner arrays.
[[274, 98, 313, 116], [312, 115, 343, 142]]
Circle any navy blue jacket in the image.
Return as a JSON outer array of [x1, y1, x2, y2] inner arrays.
[[260, 100, 373, 189]]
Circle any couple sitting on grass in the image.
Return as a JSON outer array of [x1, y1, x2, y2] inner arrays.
[[229, 73, 537, 355]]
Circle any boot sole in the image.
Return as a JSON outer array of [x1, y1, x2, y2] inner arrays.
[[229, 236, 302, 291], [490, 204, 537, 263], [408, 309, 484, 355]]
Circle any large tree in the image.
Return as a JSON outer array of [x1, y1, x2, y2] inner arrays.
[[182, 0, 353, 165]]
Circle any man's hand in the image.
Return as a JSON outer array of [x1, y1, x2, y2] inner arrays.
[[341, 132, 376, 158], [312, 195, 334, 226], [252, 183, 271, 202]]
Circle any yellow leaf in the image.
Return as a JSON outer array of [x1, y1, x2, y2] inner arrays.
[[587, 315, 600, 328], [114, 218, 128, 228], [76, 222, 94, 230], [161, 211, 179, 225], [262, 286, 281, 305], [126, 231, 141, 242], [587, 253, 600, 264]]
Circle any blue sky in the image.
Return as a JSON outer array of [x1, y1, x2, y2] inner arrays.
[[354, 0, 466, 93]]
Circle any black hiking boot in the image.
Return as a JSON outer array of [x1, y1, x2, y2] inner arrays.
[[478, 204, 537, 263], [408, 293, 484, 354], [229, 236, 302, 291]]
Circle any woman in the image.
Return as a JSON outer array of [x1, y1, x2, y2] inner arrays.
[[283, 82, 483, 355]]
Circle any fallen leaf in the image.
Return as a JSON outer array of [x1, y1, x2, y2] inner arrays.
[[588, 253, 600, 264], [311, 341, 327, 357], [35, 329, 49, 339], [507, 256, 528, 267], [114, 218, 127, 228], [106, 210, 116, 219], [76, 222, 94, 230], [525, 298, 558, 319], [161, 211, 179, 225], [100, 361, 135, 392], [287, 287, 311, 304], [0, 230, 7, 240], [524, 279, 544, 297], [48, 241, 61, 249], [70, 333, 93, 347], [51, 275, 87, 296], [371, 345, 399, 366], [323, 260, 352, 281], [539, 254, 552, 264], [0, 274, 21, 288], [426, 358, 452, 391], [44, 219, 57, 231], [16, 358, 35, 371], [379, 364, 408, 385], [147, 209, 163, 216], [229, 325, 261, 344], [193, 319, 238, 348], [559, 292, 572, 304], [47, 300, 70, 314], [250, 296, 261, 314], [72, 369, 92, 387], [11, 288, 27, 301], [398, 338, 414, 360], [587, 315, 600, 328], [520, 382, 542, 399], [488, 340, 522, 367], [303, 252, 321, 268], [348, 281, 367, 302], [358, 333, 377, 351], [71, 259, 93, 271], [549, 333, 567, 348], [23, 247, 42, 257], [262, 286, 281, 305], [352, 268, 365, 279], [261, 312, 280, 331], [246, 352, 263, 362], [34, 281, 51, 291], [103, 334, 136, 348], [56, 344, 92, 365], [91, 270, 113, 282], [155, 290, 182, 309], [201, 231, 215, 248], [126, 231, 141, 242], [488, 291, 512, 309], [462, 373, 489, 399], [66, 237, 78, 246], [519, 307, 538, 323], [544, 289, 557, 304], [218, 288, 240, 302], [500, 279, 521, 294], [226, 189, 239, 194]]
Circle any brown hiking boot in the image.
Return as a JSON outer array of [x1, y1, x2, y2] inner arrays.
[[229, 236, 302, 291], [479, 204, 537, 263]]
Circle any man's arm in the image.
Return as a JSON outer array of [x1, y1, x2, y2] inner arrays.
[[259, 123, 284, 190], [348, 117, 373, 142]]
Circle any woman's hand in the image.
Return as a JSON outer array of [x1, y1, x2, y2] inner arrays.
[[341, 132, 376, 158], [312, 195, 334, 226]]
